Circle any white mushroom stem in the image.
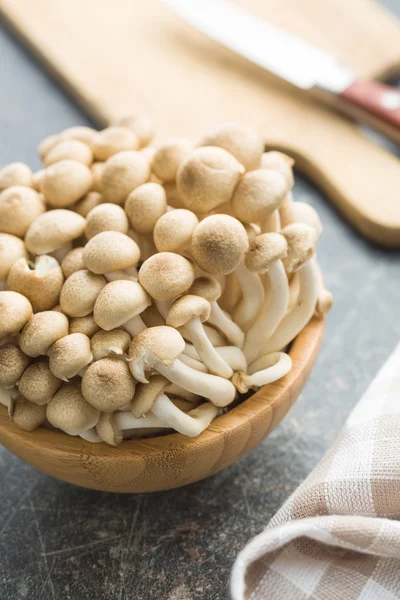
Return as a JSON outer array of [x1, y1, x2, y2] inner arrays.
[[261, 210, 281, 233], [151, 393, 221, 437], [155, 299, 174, 319], [207, 302, 244, 348], [243, 260, 289, 364], [132, 357, 236, 407], [123, 315, 147, 336], [233, 352, 292, 393], [179, 352, 208, 372], [183, 318, 233, 378], [184, 344, 247, 372], [0, 385, 18, 408], [260, 258, 319, 354], [287, 271, 301, 313], [279, 192, 296, 227], [50, 243, 73, 263], [114, 411, 167, 430], [165, 384, 200, 403], [233, 261, 265, 331], [79, 428, 102, 442]]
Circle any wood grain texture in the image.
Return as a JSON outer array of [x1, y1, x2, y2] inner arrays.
[[0, 317, 324, 493], [2, 0, 400, 246]]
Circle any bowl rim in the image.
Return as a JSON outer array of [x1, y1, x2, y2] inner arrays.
[[0, 316, 325, 459]]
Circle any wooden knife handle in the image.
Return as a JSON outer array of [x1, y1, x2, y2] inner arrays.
[[339, 80, 400, 143]]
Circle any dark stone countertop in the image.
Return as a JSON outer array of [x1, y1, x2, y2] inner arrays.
[[0, 3, 399, 598]]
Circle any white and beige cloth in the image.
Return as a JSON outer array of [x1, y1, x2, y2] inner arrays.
[[231, 343, 400, 600]]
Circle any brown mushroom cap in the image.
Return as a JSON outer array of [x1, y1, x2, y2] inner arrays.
[[177, 146, 244, 212], [60, 269, 106, 317], [0, 163, 33, 191], [188, 276, 221, 303], [61, 247, 85, 278], [152, 138, 193, 182], [75, 191, 103, 217], [101, 150, 151, 205], [19, 311, 69, 357], [0, 291, 33, 340], [18, 361, 62, 405], [38, 134, 60, 159], [124, 183, 167, 233], [292, 202, 323, 236], [9, 396, 47, 431], [59, 125, 97, 147], [40, 160, 93, 207], [199, 123, 264, 171], [130, 374, 169, 418], [245, 233, 288, 273], [85, 203, 129, 240], [69, 314, 100, 338], [6, 256, 64, 312], [139, 252, 195, 301], [261, 151, 295, 188], [191, 214, 249, 275], [163, 182, 185, 209], [25, 209, 86, 254], [96, 412, 123, 446], [91, 328, 131, 361], [166, 295, 211, 328], [47, 384, 100, 435], [0, 186, 45, 237], [128, 326, 185, 369], [49, 333, 93, 381], [231, 169, 288, 224], [82, 358, 136, 411], [83, 231, 140, 274], [43, 139, 93, 167], [0, 233, 28, 280], [281, 223, 318, 273], [153, 209, 199, 253], [114, 115, 154, 148], [93, 280, 150, 330], [92, 126, 139, 161], [0, 344, 30, 388], [316, 289, 334, 317]]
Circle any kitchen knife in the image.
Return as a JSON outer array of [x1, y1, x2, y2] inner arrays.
[[164, 0, 400, 143]]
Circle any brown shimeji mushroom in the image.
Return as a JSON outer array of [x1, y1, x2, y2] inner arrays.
[[85, 203, 129, 240], [47, 384, 100, 435], [177, 146, 244, 213], [49, 333, 93, 381], [92, 126, 139, 161], [0, 162, 33, 191], [60, 270, 106, 318], [9, 396, 47, 431], [83, 231, 140, 276], [96, 412, 123, 446], [93, 280, 150, 336], [82, 358, 136, 412], [125, 183, 167, 234], [91, 329, 131, 361], [114, 115, 154, 148], [19, 311, 69, 357], [43, 139, 93, 167], [166, 295, 233, 378], [18, 361, 62, 405], [6, 255, 64, 312], [130, 375, 169, 418], [25, 210, 86, 255], [0, 291, 33, 341], [101, 150, 151, 205], [128, 326, 236, 407], [0, 344, 30, 388], [199, 123, 264, 171], [152, 139, 193, 182], [69, 314, 100, 338], [61, 248, 85, 279], [40, 160, 93, 207], [0, 186, 45, 237], [243, 233, 289, 364], [153, 209, 199, 255], [75, 190, 103, 217], [188, 276, 244, 348], [0, 233, 28, 290]]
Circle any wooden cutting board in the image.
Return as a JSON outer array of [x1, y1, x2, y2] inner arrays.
[[3, 0, 400, 246]]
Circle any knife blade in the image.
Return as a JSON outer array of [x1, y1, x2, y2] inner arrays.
[[164, 0, 400, 142]]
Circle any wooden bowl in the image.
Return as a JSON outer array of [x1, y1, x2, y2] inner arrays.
[[0, 317, 324, 493]]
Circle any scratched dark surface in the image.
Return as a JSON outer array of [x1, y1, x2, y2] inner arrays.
[[1, 2, 400, 598]]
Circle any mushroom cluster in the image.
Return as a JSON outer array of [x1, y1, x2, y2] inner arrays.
[[0, 120, 332, 445]]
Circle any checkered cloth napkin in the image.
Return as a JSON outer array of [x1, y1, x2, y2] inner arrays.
[[231, 343, 400, 600]]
